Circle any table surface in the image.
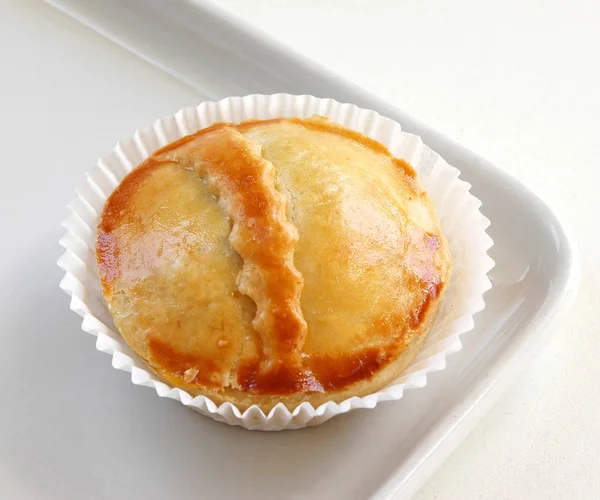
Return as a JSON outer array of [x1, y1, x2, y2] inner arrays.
[[1, 0, 598, 498]]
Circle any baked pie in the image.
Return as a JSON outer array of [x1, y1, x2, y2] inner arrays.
[[96, 117, 452, 411]]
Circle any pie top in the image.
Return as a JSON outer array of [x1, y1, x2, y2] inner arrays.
[[96, 117, 452, 411]]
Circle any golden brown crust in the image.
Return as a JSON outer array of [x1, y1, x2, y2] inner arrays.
[[97, 117, 452, 411], [149, 126, 321, 394]]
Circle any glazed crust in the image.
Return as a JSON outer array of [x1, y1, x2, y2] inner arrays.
[[97, 118, 452, 411]]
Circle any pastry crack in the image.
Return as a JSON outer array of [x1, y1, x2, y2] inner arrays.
[[153, 125, 308, 376]]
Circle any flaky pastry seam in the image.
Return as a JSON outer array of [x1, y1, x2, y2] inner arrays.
[[154, 126, 308, 380]]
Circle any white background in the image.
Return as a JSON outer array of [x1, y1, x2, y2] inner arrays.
[[0, 0, 598, 498]]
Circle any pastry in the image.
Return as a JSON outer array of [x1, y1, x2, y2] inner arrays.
[[96, 117, 452, 411]]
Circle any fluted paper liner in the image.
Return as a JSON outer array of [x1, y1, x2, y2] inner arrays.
[[58, 94, 494, 430]]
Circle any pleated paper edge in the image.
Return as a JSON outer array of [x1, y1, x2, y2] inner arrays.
[[57, 94, 495, 431]]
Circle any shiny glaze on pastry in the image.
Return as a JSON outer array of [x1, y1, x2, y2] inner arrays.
[[97, 117, 452, 411]]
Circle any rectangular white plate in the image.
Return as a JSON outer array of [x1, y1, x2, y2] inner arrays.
[[44, 1, 580, 498]]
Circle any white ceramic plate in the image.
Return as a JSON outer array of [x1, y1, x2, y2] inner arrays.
[[44, 0, 580, 498]]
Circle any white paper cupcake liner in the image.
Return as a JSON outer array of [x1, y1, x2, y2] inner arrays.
[[58, 94, 494, 431]]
